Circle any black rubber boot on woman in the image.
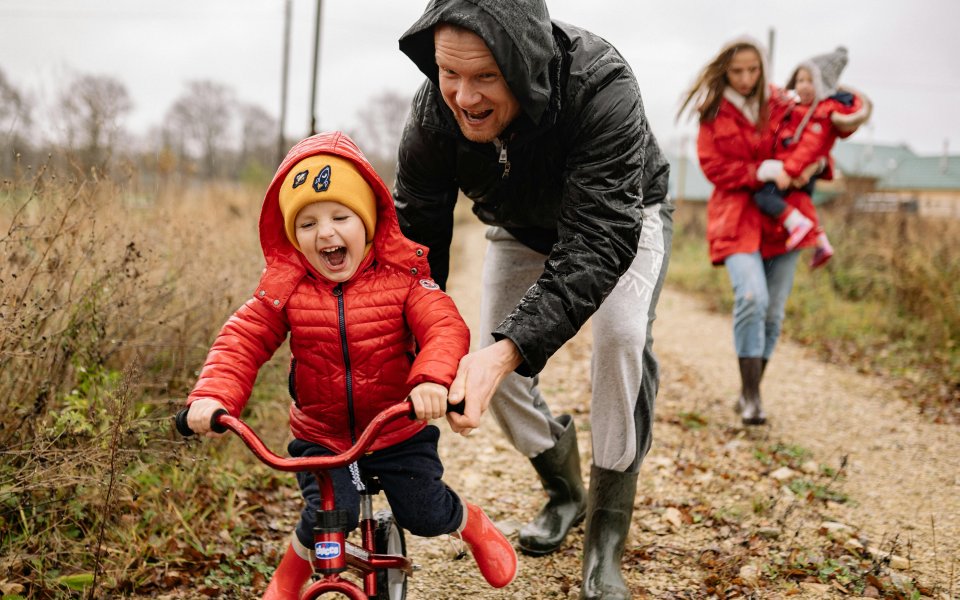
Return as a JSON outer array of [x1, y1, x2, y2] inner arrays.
[[736, 356, 766, 425], [580, 465, 638, 600], [518, 414, 586, 555]]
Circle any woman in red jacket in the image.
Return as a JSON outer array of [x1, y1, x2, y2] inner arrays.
[[678, 37, 804, 426], [184, 132, 516, 596]]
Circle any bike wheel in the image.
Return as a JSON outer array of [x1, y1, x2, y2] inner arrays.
[[373, 509, 407, 600]]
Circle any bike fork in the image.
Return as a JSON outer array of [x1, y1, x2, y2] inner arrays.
[[359, 491, 377, 594]]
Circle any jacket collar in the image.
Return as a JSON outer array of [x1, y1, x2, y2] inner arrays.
[[723, 86, 759, 125]]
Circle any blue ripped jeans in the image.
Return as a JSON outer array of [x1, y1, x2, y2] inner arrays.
[[723, 251, 801, 359]]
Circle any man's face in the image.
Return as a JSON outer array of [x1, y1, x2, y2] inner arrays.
[[434, 24, 521, 143]]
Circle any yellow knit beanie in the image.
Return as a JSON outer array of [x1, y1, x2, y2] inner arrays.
[[278, 154, 377, 250]]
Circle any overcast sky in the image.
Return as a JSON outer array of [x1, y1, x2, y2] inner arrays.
[[2, 0, 959, 157]]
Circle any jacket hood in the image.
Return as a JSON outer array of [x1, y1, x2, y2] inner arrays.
[[398, 0, 556, 126], [259, 132, 431, 295]]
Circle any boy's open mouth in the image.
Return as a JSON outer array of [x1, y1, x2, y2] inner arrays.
[[321, 246, 347, 267]]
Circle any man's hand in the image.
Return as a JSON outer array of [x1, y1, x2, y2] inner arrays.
[[186, 398, 227, 438], [409, 382, 449, 421], [446, 339, 523, 436]]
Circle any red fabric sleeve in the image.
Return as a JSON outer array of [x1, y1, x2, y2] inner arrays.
[[697, 120, 761, 191], [187, 297, 289, 416], [403, 281, 470, 388]]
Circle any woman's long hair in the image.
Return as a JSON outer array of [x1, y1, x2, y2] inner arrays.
[[677, 38, 769, 128]]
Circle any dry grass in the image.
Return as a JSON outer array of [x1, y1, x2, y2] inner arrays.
[[0, 158, 270, 597]]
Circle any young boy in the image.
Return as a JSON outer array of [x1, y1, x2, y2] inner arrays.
[[755, 46, 871, 267], [184, 131, 517, 597]]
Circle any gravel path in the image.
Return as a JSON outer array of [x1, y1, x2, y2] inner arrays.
[[401, 220, 960, 599], [156, 220, 957, 599], [654, 288, 960, 593]]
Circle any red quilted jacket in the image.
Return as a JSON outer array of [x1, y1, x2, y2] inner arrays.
[[698, 87, 814, 264], [188, 132, 470, 453], [758, 93, 866, 258]]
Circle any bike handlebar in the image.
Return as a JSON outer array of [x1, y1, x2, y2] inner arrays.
[[174, 399, 465, 473]]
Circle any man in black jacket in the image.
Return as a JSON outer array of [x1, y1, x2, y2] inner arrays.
[[395, 1, 672, 597]]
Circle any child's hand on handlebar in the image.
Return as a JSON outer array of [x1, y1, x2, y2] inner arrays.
[[187, 398, 227, 438], [408, 382, 449, 421]]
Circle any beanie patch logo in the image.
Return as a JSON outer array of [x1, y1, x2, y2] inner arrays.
[[313, 165, 331, 193], [292, 169, 309, 189]]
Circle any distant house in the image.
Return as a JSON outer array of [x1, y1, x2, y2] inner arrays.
[[834, 141, 960, 218], [666, 155, 712, 202]]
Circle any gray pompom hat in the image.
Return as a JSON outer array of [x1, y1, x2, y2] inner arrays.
[[787, 46, 849, 100]]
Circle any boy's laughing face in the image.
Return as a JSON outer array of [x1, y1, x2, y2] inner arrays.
[[294, 201, 367, 282]]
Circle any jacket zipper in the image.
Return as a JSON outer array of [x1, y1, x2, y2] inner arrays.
[[333, 283, 358, 445], [495, 137, 511, 179]]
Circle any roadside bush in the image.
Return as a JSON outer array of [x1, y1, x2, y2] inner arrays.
[[0, 157, 283, 597]]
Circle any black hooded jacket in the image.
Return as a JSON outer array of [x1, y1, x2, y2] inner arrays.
[[395, 0, 670, 376]]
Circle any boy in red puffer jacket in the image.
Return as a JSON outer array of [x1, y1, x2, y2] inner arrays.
[[184, 131, 517, 597], [754, 46, 871, 268]]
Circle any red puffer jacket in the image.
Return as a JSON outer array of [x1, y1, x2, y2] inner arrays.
[[697, 87, 793, 265], [759, 93, 867, 257], [188, 132, 470, 453], [779, 94, 866, 178]]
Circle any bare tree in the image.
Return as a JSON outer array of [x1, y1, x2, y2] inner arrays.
[[58, 73, 132, 171], [164, 80, 235, 179], [239, 102, 278, 179], [0, 67, 32, 175], [350, 90, 411, 181]]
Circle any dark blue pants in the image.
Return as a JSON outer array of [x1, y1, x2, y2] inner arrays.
[[754, 179, 819, 219], [754, 182, 789, 219], [288, 425, 463, 549]]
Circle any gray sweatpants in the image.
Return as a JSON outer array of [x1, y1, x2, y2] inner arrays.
[[484, 200, 673, 472]]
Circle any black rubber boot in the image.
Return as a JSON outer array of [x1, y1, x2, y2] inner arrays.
[[518, 414, 586, 556], [579, 465, 638, 600], [735, 356, 766, 425]]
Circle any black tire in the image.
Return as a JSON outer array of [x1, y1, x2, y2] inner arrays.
[[373, 509, 407, 600]]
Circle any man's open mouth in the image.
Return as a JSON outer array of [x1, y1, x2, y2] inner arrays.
[[463, 109, 493, 123]]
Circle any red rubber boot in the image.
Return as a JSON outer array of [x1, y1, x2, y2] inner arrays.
[[263, 542, 313, 599], [459, 503, 518, 588]]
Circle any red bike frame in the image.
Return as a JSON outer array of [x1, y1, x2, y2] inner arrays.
[[206, 403, 415, 600]]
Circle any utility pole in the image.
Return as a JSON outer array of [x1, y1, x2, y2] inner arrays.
[[767, 27, 776, 81], [677, 135, 688, 202], [309, 0, 324, 135], [277, 0, 292, 163]]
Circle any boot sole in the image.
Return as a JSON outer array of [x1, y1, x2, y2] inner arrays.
[[517, 512, 586, 556]]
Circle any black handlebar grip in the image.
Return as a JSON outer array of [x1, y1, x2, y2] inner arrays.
[[405, 397, 467, 419], [175, 407, 229, 436], [175, 408, 194, 437], [210, 409, 229, 434]]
